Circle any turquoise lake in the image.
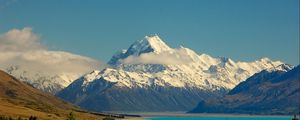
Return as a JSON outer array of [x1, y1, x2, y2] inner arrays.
[[116, 112, 293, 120], [147, 117, 291, 120]]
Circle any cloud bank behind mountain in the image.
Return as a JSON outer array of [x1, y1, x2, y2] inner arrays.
[[0, 27, 102, 74]]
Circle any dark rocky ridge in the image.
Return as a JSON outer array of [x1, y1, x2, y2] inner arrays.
[[189, 65, 300, 115], [57, 76, 226, 112]]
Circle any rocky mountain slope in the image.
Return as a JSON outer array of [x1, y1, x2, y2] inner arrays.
[[0, 70, 105, 120], [57, 35, 284, 112], [189, 64, 300, 115]]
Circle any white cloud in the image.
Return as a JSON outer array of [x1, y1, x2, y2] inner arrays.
[[122, 48, 194, 65], [0, 27, 102, 74], [0, 27, 45, 51]]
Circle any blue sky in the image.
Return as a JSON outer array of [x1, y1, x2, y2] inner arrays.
[[0, 0, 299, 65]]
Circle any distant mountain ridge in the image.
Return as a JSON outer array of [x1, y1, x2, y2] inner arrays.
[[189, 64, 300, 115], [1, 51, 100, 94], [57, 35, 285, 112], [5, 65, 80, 94]]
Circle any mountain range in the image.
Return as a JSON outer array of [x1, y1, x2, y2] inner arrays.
[[57, 35, 284, 112], [0, 27, 101, 94], [189, 64, 300, 115], [1, 51, 100, 94], [0, 70, 105, 119]]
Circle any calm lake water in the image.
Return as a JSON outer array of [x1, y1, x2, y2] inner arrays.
[[112, 112, 292, 120], [135, 113, 292, 120]]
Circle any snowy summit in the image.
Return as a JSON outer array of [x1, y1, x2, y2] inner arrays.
[[58, 35, 286, 111]]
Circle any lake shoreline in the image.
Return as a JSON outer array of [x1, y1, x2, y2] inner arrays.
[[110, 112, 292, 120]]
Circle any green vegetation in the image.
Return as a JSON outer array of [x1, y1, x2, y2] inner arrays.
[[0, 116, 37, 120], [67, 112, 75, 120], [102, 117, 115, 120]]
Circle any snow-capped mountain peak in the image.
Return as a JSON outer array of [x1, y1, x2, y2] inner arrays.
[[82, 70, 101, 86], [265, 64, 294, 72], [58, 35, 288, 112], [108, 35, 172, 66], [128, 35, 171, 56], [86, 36, 285, 90], [5, 65, 82, 94]]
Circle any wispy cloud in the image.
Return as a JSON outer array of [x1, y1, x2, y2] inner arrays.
[[0, 27, 45, 51], [122, 48, 194, 65], [0, 27, 102, 74]]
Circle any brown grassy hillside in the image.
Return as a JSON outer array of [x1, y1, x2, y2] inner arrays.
[[0, 70, 104, 120]]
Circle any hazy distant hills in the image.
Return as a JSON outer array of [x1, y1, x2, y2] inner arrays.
[[0, 70, 104, 119], [57, 35, 284, 112], [189, 64, 300, 115]]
